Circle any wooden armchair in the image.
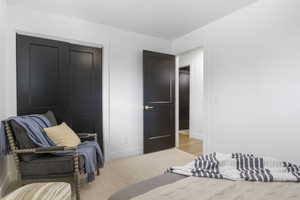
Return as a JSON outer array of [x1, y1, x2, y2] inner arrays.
[[3, 118, 99, 200]]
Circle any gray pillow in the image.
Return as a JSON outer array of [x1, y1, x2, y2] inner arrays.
[[42, 111, 58, 126], [10, 120, 40, 162]]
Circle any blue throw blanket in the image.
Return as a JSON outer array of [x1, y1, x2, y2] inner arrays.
[[0, 115, 104, 182]]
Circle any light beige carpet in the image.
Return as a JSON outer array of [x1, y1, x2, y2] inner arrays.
[[80, 148, 195, 200]]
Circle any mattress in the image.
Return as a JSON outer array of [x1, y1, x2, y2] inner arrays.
[[130, 176, 300, 200], [108, 173, 186, 200]]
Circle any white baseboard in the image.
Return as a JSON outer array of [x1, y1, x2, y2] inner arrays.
[[0, 173, 10, 197], [108, 147, 143, 160], [190, 132, 205, 140]]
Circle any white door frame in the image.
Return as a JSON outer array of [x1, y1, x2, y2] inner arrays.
[[175, 47, 208, 154]]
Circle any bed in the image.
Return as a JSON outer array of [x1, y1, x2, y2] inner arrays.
[[109, 172, 300, 200], [109, 153, 300, 200]]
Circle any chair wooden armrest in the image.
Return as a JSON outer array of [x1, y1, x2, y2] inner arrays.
[[77, 133, 97, 141], [14, 146, 77, 154]]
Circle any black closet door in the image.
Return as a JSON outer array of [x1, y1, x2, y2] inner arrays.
[[68, 45, 103, 147], [16, 34, 103, 149], [16, 35, 68, 121]]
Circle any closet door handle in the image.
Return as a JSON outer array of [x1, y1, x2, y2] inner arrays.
[[149, 135, 171, 140]]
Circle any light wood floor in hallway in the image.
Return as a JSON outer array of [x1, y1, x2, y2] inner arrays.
[[81, 149, 195, 200], [178, 130, 203, 156]]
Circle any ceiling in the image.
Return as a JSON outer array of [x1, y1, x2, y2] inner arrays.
[[8, 0, 257, 40]]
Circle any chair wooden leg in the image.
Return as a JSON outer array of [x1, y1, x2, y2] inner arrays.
[[97, 168, 100, 176], [75, 178, 80, 200], [73, 152, 80, 200], [70, 182, 76, 200]]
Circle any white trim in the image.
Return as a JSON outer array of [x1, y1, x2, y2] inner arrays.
[[16, 30, 104, 48], [175, 56, 180, 148], [189, 133, 205, 141], [202, 47, 210, 155], [108, 147, 143, 161], [102, 40, 111, 161], [12, 30, 110, 160]]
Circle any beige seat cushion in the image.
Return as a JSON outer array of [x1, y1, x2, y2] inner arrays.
[[44, 122, 81, 147], [1, 182, 71, 200]]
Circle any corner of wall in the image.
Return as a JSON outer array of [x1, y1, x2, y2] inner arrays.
[[0, 0, 10, 197]]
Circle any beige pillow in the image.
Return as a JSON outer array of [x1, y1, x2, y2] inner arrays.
[[44, 122, 81, 147]]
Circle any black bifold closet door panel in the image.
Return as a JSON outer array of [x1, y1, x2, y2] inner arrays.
[[16, 34, 103, 150]]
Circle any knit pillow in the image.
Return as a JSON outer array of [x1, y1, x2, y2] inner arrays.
[[44, 123, 81, 147]]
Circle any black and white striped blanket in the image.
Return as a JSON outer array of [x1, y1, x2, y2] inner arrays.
[[169, 152, 300, 182]]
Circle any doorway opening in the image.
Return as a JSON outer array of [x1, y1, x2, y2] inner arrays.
[[179, 66, 190, 132], [176, 48, 204, 156]]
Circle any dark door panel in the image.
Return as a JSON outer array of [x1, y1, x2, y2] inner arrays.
[[145, 58, 173, 102], [29, 45, 59, 108], [17, 35, 66, 116], [68, 45, 102, 146], [143, 50, 175, 154], [147, 104, 172, 137]]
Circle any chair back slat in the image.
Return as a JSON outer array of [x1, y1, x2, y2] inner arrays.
[[4, 121, 21, 176]]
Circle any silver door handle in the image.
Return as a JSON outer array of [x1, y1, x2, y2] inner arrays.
[[144, 105, 154, 110]]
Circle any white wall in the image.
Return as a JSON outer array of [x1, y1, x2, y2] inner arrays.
[[173, 0, 300, 163], [0, 0, 6, 119], [5, 6, 173, 161], [177, 49, 204, 140], [0, 0, 8, 196]]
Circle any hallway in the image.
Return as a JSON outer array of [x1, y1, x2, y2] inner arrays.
[[178, 130, 203, 156]]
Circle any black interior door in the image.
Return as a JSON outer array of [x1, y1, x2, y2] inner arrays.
[[179, 66, 190, 130], [143, 50, 175, 154], [16, 34, 103, 149]]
